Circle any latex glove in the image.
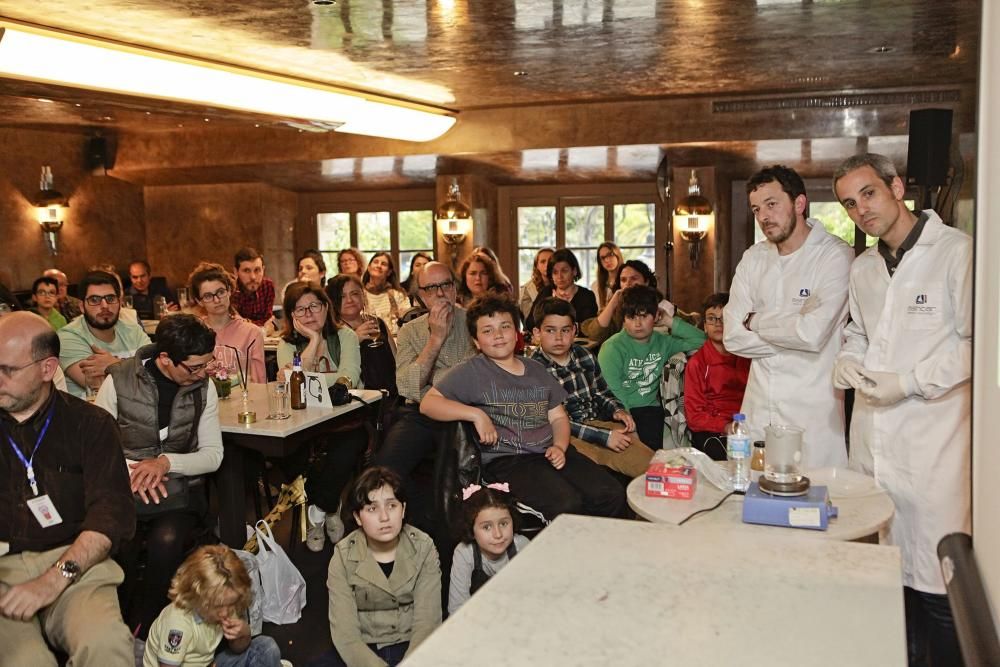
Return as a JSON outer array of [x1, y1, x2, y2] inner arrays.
[[858, 370, 912, 407], [832, 357, 867, 390], [800, 294, 821, 314]]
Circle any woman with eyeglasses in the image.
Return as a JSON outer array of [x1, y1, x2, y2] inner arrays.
[[592, 242, 624, 310], [683, 292, 750, 460], [277, 281, 366, 552], [277, 282, 361, 388], [189, 262, 266, 384]]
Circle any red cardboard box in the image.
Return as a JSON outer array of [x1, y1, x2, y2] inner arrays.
[[645, 463, 697, 500]]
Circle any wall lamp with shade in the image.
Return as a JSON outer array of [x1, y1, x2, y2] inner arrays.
[[436, 180, 471, 267], [35, 165, 68, 255], [0, 21, 455, 142], [673, 169, 714, 268]]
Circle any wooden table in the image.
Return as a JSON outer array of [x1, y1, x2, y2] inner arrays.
[[216, 382, 381, 547], [403, 515, 907, 667], [627, 466, 895, 542]]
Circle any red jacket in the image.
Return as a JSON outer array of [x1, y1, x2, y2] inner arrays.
[[684, 340, 751, 434]]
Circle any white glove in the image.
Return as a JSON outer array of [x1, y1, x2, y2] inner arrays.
[[800, 294, 821, 314], [832, 358, 866, 390], [858, 371, 912, 407]]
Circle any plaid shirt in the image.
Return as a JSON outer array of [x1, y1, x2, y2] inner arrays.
[[232, 277, 275, 326], [530, 344, 625, 448]]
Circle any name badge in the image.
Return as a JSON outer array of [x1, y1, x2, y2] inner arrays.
[[27, 494, 63, 528]]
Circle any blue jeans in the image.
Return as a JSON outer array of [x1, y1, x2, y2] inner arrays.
[[305, 641, 410, 667], [215, 635, 283, 667]]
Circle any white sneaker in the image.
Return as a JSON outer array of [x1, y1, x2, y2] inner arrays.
[[325, 512, 345, 544], [280, 660, 294, 667], [305, 505, 326, 552]]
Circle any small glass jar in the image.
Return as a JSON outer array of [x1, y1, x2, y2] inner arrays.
[[750, 440, 766, 472]]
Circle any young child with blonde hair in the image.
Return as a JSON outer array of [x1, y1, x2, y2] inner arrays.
[[144, 545, 285, 667]]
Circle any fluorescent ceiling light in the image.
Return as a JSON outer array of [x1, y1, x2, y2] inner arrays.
[[0, 22, 455, 142]]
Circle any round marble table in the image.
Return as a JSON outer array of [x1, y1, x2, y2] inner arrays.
[[627, 466, 895, 541]]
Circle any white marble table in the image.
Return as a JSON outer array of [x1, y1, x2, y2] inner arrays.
[[403, 515, 906, 667], [627, 466, 895, 542], [216, 382, 381, 546]]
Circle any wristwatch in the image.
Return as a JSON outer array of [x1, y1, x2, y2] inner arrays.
[[54, 559, 81, 583]]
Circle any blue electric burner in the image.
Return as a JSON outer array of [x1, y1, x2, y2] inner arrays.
[[742, 481, 839, 531]]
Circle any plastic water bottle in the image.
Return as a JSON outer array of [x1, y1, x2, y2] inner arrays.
[[726, 413, 751, 492]]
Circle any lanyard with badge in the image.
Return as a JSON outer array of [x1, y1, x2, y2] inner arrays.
[[2, 401, 63, 527]]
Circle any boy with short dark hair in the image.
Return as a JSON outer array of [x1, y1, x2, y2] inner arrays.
[[530, 297, 654, 477], [598, 286, 706, 449], [684, 292, 751, 460], [421, 296, 624, 520]]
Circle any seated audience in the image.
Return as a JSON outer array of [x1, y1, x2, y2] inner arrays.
[[458, 252, 508, 305], [277, 282, 364, 552], [44, 268, 82, 321], [95, 314, 222, 639], [685, 293, 751, 460], [231, 247, 275, 327], [363, 252, 409, 338], [592, 241, 624, 311], [59, 270, 152, 398], [373, 262, 475, 486], [518, 247, 553, 320], [128, 260, 176, 319], [598, 286, 706, 449], [190, 262, 266, 384], [421, 295, 625, 520], [448, 484, 528, 616], [327, 274, 398, 400], [401, 252, 432, 297], [0, 311, 136, 666], [30, 275, 67, 331], [337, 247, 367, 280], [530, 298, 654, 477], [326, 467, 441, 667], [144, 545, 283, 667], [524, 248, 598, 331]]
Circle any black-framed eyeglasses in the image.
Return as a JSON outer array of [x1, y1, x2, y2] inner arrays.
[[199, 287, 229, 303], [84, 294, 120, 306], [419, 280, 455, 294], [35, 290, 58, 298], [292, 301, 325, 318], [598, 253, 615, 261], [0, 358, 45, 380], [178, 359, 213, 375], [704, 315, 724, 325]]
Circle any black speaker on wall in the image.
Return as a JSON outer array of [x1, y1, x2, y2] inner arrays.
[[906, 109, 953, 187], [85, 135, 116, 172]]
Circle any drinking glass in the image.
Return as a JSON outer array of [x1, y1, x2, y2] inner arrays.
[[267, 382, 290, 420], [363, 309, 384, 348], [122, 295, 134, 310], [176, 287, 190, 307]]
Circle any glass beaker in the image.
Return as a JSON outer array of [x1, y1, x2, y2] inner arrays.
[[763, 425, 804, 483], [268, 382, 290, 420]]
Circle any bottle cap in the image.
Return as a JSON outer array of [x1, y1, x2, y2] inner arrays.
[[734, 413, 745, 422], [753, 440, 765, 448]]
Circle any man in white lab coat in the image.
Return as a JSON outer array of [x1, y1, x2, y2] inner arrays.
[[833, 153, 969, 666], [724, 166, 852, 468]]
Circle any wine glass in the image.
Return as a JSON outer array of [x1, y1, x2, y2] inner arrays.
[[362, 308, 384, 348]]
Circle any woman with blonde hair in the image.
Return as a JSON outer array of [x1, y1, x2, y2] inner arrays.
[[189, 262, 266, 384], [518, 247, 554, 319], [144, 545, 284, 666], [457, 252, 508, 305]]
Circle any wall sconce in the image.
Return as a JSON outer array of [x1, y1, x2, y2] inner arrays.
[[436, 180, 471, 267], [35, 165, 68, 255], [673, 169, 713, 268]]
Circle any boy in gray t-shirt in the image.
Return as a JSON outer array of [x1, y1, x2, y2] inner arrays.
[[421, 296, 625, 520]]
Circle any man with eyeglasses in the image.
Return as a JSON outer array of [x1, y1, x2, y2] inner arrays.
[[94, 314, 222, 639], [0, 311, 136, 666], [375, 261, 475, 483], [58, 271, 151, 399], [43, 268, 83, 322], [230, 247, 275, 327]]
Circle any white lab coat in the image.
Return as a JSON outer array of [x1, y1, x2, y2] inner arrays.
[[724, 219, 852, 468], [838, 211, 971, 594]]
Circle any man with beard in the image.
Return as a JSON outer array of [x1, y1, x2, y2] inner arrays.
[[723, 165, 853, 468], [58, 271, 151, 398], [0, 312, 136, 666], [230, 247, 275, 327]]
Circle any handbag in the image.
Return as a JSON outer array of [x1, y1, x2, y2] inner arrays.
[[134, 475, 200, 517], [252, 520, 307, 625]]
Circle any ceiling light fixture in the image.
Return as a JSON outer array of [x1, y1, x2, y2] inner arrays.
[[0, 21, 456, 142]]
